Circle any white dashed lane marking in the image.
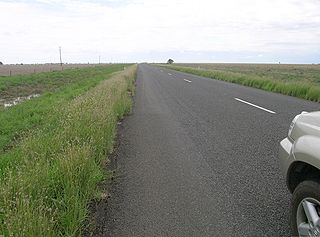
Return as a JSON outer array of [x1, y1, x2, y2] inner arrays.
[[234, 98, 276, 114]]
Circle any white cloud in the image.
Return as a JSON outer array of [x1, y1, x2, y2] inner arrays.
[[0, 0, 319, 63]]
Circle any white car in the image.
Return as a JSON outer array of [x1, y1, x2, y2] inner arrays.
[[280, 111, 320, 236]]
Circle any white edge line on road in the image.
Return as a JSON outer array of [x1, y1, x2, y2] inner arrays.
[[234, 98, 276, 114], [184, 79, 192, 83]]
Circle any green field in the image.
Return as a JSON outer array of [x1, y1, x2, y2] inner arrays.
[[163, 63, 320, 102], [0, 65, 136, 236], [0, 65, 129, 154]]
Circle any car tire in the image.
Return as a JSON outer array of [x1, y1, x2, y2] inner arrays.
[[291, 180, 320, 237]]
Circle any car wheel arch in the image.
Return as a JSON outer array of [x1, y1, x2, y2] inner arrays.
[[287, 161, 320, 193]]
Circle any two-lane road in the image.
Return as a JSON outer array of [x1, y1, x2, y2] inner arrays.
[[90, 64, 320, 236]]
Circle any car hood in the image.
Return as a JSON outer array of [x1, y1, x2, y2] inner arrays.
[[291, 111, 320, 141]]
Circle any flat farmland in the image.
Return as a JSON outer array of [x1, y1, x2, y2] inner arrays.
[[177, 63, 320, 85], [0, 63, 107, 76], [0, 64, 127, 108], [164, 63, 320, 102]]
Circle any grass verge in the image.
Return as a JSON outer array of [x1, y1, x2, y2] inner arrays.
[[0, 66, 124, 98], [163, 65, 320, 102], [0, 65, 136, 236], [0, 65, 128, 153]]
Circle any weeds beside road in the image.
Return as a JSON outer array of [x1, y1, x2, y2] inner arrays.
[[163, 64, 320, 102], [0, 65, 136, 236], [0, 65, 128, 154], [0, 65, 125, 102]]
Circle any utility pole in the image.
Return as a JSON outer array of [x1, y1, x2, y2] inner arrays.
[[99, 55, 101, 64], [59, 46, 62, 66]]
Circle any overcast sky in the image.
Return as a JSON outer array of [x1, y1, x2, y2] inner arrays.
[[0, 0, 319, 64]]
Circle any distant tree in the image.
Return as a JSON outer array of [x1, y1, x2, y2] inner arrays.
[[167, 59, 174, 64], [0, 62, 3, 65]]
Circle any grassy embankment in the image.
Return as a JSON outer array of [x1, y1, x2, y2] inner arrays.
[[0, 65, 136, 236], [0, 64, 127, 157], [163, 64, 320, 102]]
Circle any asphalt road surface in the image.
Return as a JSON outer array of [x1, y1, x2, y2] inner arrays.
[[89, 64, 320, 236]]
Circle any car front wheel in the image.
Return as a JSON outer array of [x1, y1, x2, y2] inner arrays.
[[291, 180, 320, 237]]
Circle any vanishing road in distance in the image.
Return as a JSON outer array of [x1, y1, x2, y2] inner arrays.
[[91, 64, 320, 236]]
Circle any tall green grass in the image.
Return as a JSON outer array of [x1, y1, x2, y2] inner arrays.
[[0, 65, 128, 153], [0, 65, 136, 236], [164, 65, 320, 102], [0, 66, 124, 96]]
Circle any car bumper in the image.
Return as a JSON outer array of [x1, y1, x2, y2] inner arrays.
[[279, 137, 294, 178]]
